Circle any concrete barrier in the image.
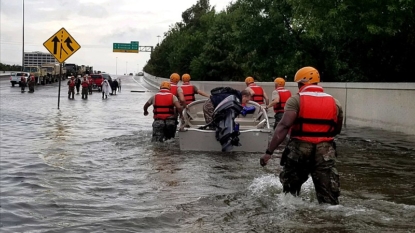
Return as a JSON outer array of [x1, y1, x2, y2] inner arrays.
[[143, 72, 415, 135]]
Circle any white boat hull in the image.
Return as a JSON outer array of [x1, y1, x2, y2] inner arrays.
[[179, 128, 270, 152], [178, 99, 271, 152]]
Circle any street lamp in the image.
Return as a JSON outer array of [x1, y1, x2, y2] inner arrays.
[[116, 57, 118, 75], [22, 0, 25, 71]]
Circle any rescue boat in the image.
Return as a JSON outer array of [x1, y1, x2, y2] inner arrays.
[[179, 97, 271, 152]]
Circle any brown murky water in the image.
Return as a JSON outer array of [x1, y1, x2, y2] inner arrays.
[[1, 76, 414, 233]]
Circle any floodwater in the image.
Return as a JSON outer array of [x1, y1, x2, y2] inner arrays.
[[1, 76, 414, 233]]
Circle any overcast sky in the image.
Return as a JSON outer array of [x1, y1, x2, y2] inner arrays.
[[0, 0, 233, 74]]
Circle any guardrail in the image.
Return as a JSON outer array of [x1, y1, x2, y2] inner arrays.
[[143, 72, 415, 135]]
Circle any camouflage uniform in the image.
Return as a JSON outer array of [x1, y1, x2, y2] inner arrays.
[[279, 139, 340, 205], [203, 98, 215, 124], [152, 118, 177, 142]]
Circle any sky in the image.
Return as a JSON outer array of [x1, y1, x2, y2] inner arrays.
[[0, 0, 233, 74]]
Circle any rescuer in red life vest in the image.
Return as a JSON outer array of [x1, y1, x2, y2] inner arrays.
[[260, 66, 344, 205], [169, 73, 186, 134], [67, 76, 76, 99], [266, 77, 292, 129], [81, 76, 89, 99], [20, 75, 27, 93], [180, 73, 210, 106], [244, 76, 269, 106], [27, 74, 36, 93], [143, 81, 183, 142]]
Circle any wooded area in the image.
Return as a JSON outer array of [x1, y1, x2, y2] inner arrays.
[[0, 63, 22, 72], [144, 0, 415, 82]]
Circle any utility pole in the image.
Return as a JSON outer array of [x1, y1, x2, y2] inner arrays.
[[157, 35, 160, 44], [22, 0, 25, 71]]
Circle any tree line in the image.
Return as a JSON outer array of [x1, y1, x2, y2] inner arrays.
[[0, 63, 22, 72], [144, 0, 415, 82]]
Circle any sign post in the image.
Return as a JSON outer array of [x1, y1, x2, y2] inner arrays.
[[43, 27, 81, 109]]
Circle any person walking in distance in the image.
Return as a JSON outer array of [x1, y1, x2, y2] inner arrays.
[[75, 75, 82, 94], [143, 81, 183, 142], [81, 76, 89, 99], [244, 76, 269, 106], [117, 78, 121, 92], [111, 79, 119, 95], [67, 76, 76, 99], [260, 66, 343, 205], [20, 75, 27, 93], [266, 77, 292, 129], [88, 76, 93, 94], [27, 74, 36, 93], [101, 79, 111, 99]]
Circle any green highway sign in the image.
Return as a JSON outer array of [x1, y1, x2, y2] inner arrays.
[[113, 41, 139, 53]]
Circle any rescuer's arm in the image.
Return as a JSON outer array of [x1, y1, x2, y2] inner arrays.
[[260, 110, 297, 166], [143, 102, 152, 116], [267, 94, 280, 109], [143, 96, 153, 116], [174, 101, 183, 119], [176, 88, 187, 108], [263, 90, 270, 106], [334, 99, 344, 135], [197, 90, 210, 98]]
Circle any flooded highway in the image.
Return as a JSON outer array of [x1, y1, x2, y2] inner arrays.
[[1, 76, 414, 233]]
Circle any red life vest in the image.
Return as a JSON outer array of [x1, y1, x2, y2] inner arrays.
[[181, 82, 196, 104], [248, 84, 264, 104], [30, 76, 35, 82], [20, 76, 26, 82], [273, 87, 292, 113], [170, 82, 178, 96], [88, 79, 94, 85], [82, 80, 89, 88], [69, 80, 76, 87], [290, 85, 338, 144], [153, 89, 175, 120]]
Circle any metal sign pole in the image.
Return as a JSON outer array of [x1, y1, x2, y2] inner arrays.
[[58, 63, 62, 109]]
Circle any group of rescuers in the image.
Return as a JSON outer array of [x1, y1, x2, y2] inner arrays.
[[143, 66, 343, 205], [67, 75, 120, 100], [19, 74, 37, 93]]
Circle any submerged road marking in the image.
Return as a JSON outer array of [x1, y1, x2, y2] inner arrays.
[[131, 76, 150, 91]]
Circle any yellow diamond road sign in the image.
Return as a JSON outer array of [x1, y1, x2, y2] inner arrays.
[[43, 27, 81, 63]]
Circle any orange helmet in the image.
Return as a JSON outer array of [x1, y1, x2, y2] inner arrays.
[[160, 81, 171, 90], [294, 66, 320, 84], [182, 73, 191, 82], [274, 77, 285, 87], [245, 76, 254, 84], [170, 73, 180, 83]]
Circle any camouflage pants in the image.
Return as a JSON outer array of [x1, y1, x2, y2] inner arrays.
[[279, 139, 340, 205], [273, 112, 284, 129], [203, 98, 215, 124], [152, 118, 178, 142]]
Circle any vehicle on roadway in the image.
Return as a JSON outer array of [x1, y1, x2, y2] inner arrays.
[[90, 73, 112, 91], [179, 98, 271, 152], [137, 72, 144, 76], [10, 72, 30, 87]]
